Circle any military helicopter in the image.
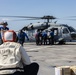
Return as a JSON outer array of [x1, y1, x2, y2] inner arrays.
[[20, 15, 76, 44], [23, 22, 76, 44], [0, 15, 76, 44]]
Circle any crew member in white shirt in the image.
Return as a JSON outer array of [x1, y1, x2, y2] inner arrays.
[[0, 30, 39, 75]]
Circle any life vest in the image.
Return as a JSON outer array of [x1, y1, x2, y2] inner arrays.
[[0, 42, 23, 74]]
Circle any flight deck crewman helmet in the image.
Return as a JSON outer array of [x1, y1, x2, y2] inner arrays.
[[0, 21, 8, 26], [3, 30, 17, 42], [3, 21, 8, 25]]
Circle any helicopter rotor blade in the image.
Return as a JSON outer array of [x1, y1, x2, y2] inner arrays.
[[0, 18, 41, 21], [0, 15, 57, 19], [1, 15, 76, 22], [65, 19, 76, 21], [0, 15, 58, 23], [67, 16, 76, 18], [0, 15, 41, 19], [61, 16, 76, 19]]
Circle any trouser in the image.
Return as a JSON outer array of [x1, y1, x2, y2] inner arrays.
[[36, 37, 42, 45], [48, 38, 51, 45], [18, 40, 24, 46], [5, 63, 39, 75], [36, 38, 39, 45], [51, 37, 54, 45], [23, 63, 39, 75], [43, 37, 47, 45]]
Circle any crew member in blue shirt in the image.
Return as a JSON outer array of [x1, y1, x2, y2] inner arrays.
[[18, 30, 29, 46], [50, 29, 54, 45], [42, 30, 47, 45], [0, 21, 9, 44]]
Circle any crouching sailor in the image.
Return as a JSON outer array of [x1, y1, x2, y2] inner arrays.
[[0, 30, 39, 75]]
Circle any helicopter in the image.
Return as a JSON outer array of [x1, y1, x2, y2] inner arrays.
[[0, 15, 76, 44], [21, 22, 76, 44], [19, 15, 76, 44]]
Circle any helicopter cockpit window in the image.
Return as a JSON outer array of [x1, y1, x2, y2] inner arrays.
[[63, 28, 69, 34], [68, 26, 76, 32]]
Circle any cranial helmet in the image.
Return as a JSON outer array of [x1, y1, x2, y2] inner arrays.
[[3, 30, 17, 42], [0, 21, 8, 25], [3, 21, 8, 25]]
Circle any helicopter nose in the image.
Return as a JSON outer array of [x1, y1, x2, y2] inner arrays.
[[70, 32, 76, 40]]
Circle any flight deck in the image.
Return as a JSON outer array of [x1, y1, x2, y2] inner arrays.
[[23, 42, 76, 75]]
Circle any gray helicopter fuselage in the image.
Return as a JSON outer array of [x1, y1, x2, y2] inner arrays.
[[25, 22, 76, 42], [47, 23, 76, 42]]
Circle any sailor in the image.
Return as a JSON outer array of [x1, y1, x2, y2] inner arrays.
[[18, 30, 29, 46], [35, 29, 42, 45], [0, 30, 39, 75], [50, 29, 54, 45], [42, 30, 47, 45], [0, 21, 9, 45], [47, 30, 51, 45]]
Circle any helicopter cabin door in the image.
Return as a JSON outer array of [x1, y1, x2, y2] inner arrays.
[[52, 28, 58, 41], [62, 27, 71, 41]]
